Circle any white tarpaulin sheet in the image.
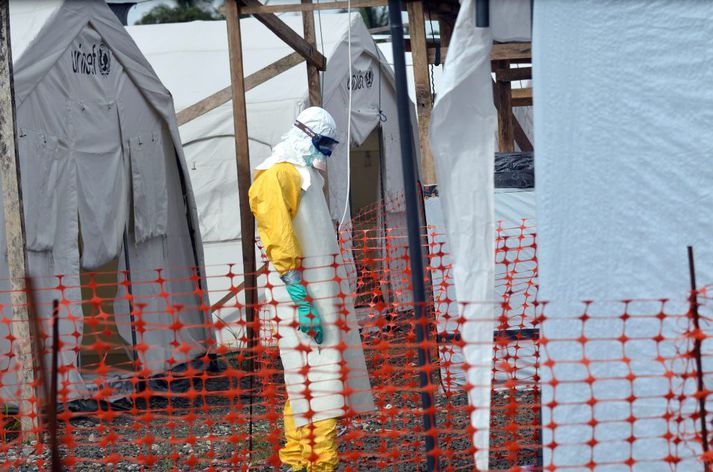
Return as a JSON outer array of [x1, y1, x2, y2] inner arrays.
[[429, 0, 497, 468], [534, 1, 713, 469], [491, 0, 531, 42]]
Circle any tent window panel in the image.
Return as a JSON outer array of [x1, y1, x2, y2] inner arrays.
[[129, 132, 168, 244], [18, 129, 61, 251]]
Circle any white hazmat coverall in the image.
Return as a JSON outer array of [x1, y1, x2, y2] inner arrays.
[[249, 107, 375, 471]]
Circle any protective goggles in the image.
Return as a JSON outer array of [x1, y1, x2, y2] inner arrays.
[[294, 120, 339, 157]]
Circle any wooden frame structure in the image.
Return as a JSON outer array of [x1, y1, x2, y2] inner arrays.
[[183, 0, 534, 188], [182, 0, 535, 353], [492, 43, 533, 153], [406, 6, 533, 155]]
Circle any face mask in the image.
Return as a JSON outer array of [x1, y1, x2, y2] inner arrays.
[[313, 158, 327, 171], [302, 146, 324, 168]]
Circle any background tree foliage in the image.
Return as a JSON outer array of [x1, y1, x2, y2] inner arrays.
[[137, 0, 224, 24], [137, 1, 388, 29], [359, 7, 388, 29]]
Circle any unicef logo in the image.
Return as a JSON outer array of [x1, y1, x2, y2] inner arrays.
[[346, 67, 375, 91], [98, 42, 111, 76], [364, 70, 374, 88], [71, 41, 111, 77]]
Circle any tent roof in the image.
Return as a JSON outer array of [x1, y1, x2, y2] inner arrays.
[[127, 13, 362, 111]]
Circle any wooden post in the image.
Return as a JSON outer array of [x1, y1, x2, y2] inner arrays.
[[406, 0, 436, 185], [493, 61, 515, 152], [225, 0, 258, 359], [300, 0, 330, 207], [0, 0, 38, 439], [301, 0, 321, 107]]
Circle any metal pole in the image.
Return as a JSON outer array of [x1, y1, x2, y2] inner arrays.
[[388, 2, 439, 470], [476, 0, 490, 28], [688, 246, 710, 471], [49, 300, 61, 472]]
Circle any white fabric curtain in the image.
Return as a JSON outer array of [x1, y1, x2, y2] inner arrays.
[[429, 0, 498, 468]]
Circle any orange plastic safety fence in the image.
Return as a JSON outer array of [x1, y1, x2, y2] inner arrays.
[[0, 200, 707, 471]]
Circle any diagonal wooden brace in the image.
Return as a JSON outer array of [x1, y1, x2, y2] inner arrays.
[[239, 0, 327, 71], [176, 51, 304, 126]]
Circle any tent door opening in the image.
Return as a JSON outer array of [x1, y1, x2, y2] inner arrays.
[[78, 259, 134, 375], [349, 126, 387, 308], [78, 239, 133, 376]]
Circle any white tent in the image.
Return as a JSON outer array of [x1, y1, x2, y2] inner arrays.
[[128, 13, 417, 347], [0, 0, 212, 404]]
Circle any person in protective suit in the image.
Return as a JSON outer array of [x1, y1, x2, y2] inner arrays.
[[249, 107, 375, 472]]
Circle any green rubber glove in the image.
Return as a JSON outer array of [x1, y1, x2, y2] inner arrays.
[[283, 278, 324, 344]]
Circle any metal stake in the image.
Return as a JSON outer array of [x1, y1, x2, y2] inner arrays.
[[49, 300, 60, 472], [688, 246, 710, 471], [388, 2, 439, 470]]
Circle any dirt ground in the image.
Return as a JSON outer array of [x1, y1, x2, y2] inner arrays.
[[0, 381, 540, 471], [0, 334, 541, 471]]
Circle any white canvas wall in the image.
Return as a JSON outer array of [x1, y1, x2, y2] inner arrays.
[[534, 1, 713, 468]]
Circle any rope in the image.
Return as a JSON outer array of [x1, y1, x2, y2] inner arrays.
[[338, 0, 354, 230]]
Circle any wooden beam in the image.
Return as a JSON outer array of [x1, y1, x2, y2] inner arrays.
[[300, 0, 331, 206], [240, 0, 387, 14], [225, 0, 258, 362], [211, 263, 269, 312], [240, 0, 326, 71], [513, 115, 533, 152], [176, 52, 304, 126], [496, 66, 532, 83], [493, 64, 514, 152], [407, 0, 436, 185], [301, 0, 321, 107], [0, 1, 37, 440], [423, 42, 533, 65], [512, 87, 533, 107], [491, 42, 531, 61], [368, 25, 391, 34]]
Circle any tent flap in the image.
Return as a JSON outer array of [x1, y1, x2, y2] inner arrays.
[[18, 129, 60, 251], [130, 132, 168, 243]]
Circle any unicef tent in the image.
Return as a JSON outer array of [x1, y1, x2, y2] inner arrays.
[[0, 0, 213, 406]]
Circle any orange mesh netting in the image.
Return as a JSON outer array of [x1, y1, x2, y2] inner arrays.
[[0, 201, 708, 471]]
